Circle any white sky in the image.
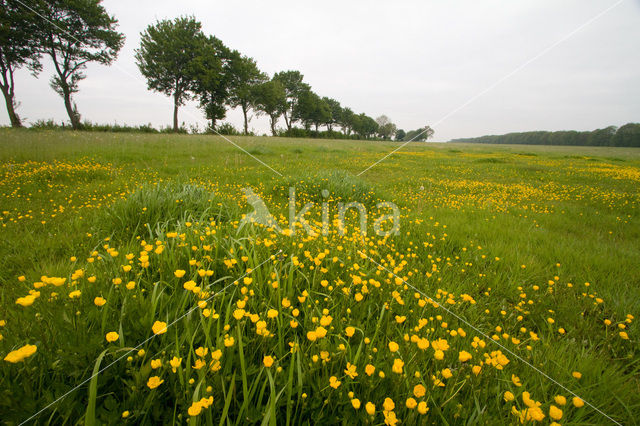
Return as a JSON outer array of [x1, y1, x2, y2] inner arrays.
[[5, 0, 640, 140]]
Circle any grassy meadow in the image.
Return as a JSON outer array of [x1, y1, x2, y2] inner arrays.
[[1, 128, 639, 424]]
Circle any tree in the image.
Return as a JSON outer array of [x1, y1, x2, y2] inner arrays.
[[587, 126, 616, 146], [322, 97, 341, 131], [339, 107, 355, 135], [192, 36, 233, 131], [226, 54, 267, 135], [375, 115, 396, 140], [273, 70, 309, 131], [0, 0, 41, 127], [611, 123, 640, 147], [294, 90, 331, 132], [404, 126, 434, 142], [252, 79, 286, 136], [292, 89, 315, 131], [375, 115, 391, 128], [395, 129, 406, 141], [136, 16, 203, 132], [38, 0, 124, 129], [353, 113, 378, 139]]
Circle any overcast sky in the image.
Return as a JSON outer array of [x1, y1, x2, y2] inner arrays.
[[5, 0, 640, 140]]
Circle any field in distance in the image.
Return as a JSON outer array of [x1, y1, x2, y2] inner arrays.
[[1, 129, 639, 424]]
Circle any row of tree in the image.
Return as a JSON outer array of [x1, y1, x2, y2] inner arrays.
[[135, 16, 433, 140], [0, 2, 433, 140], [450, 124, 640, 147]]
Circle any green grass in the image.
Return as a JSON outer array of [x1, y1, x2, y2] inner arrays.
[[0, 128, 639, 424]]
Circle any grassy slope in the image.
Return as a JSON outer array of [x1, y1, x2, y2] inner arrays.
[[1, 128, 639, 424]]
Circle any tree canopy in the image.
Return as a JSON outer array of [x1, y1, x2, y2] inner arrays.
[[252, 79, 287, 136], [135, 16, 204, 132], [273, 70, 310, 131], [226, 55, 267, 135], [37, 0, 124, 129], [452, 124, 640, 147]]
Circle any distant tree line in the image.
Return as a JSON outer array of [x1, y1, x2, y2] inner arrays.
[[134, 16, 433, 140], [450, 124, 640, 147], [1, 3, 432, 140]]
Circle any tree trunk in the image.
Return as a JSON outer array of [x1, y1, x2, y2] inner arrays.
[[270, 115, 277, 136], [242, 104, 249, 135], [283, 111, 291, 131], [0, 84, 22, 128], [173, 93, 179, 132], [61, 85, 81, 130]]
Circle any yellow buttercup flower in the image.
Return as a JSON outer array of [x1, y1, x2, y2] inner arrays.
[[106, 332, 119, 342], [147, 376, 164, 389], [152, 321, 168, 335], [195, 347, 208, 358], [549, 405, 563, 420], [406, 397, 417, 409], [417, 401, 429, 415], [365, 364, 375, 376], [511, 374, 522, 387], [392, 358, 404, 374], [344, 362, 358, 379], [94, 296, 106, 306], [383, 397, 395, 412], [329, 376, 341, 389], [315, 326, 327, 338], [365, 402, 375, 415], [16, 295, 36, 307], [3, 344, 37, 363], [263, 356, 274, 367], [169, 356, 182, 372], [188, 402, 202, 416], [458, 351, 472, 362]]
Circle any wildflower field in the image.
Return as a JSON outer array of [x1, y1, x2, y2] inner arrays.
[[1, 129, 639, 425]]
